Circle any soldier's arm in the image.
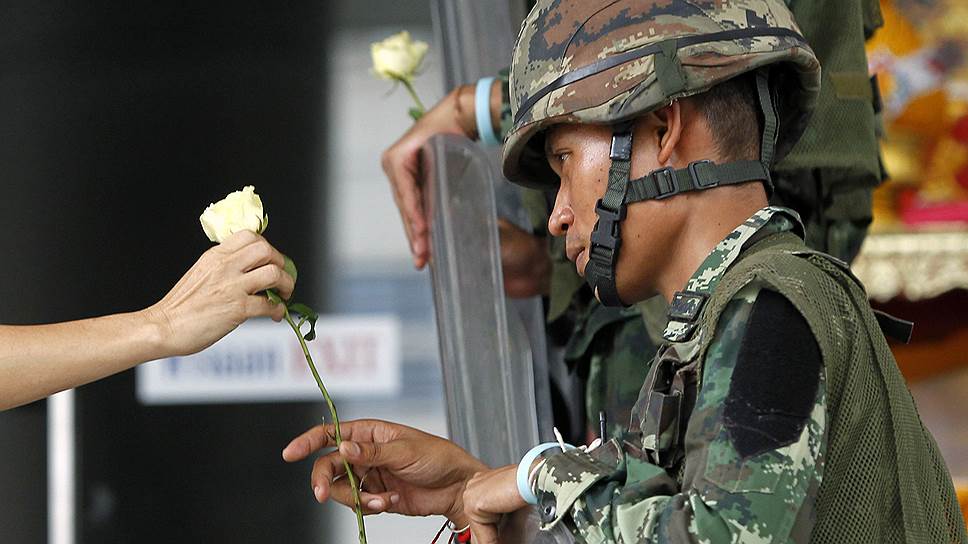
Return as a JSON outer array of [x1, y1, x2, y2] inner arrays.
[[380, 71, 509, 269], [532, 282, 827, 543]]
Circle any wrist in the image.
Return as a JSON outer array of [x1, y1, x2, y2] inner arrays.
[[139, 305, 174, 359], [452, 84, 478, 139], [449, 458, 488, 527]]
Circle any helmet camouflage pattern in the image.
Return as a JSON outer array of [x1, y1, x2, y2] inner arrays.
[[502, 0, 822, 189]]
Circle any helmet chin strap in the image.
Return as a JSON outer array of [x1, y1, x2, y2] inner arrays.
[[584, 123, 634, 307], [583, 69, 779, 308]]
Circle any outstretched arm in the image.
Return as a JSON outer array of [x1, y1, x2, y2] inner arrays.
[[0, 230, 294, 410]]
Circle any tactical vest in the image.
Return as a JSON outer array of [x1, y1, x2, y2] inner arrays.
[[634, 231, 967, 543]]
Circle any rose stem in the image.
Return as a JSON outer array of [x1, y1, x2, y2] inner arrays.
[[283, 308, 368, 544], [400, 78, 426, 113]]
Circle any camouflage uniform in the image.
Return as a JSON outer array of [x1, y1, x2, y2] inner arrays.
[[496, 0, 885, 440], [531, 208, 822, 542], [530, 208, 968, 542], [495, 2, 965, 539]]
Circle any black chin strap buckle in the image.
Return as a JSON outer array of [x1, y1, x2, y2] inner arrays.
[[590, 199, 627, 254], [653, 167, 679, 199]]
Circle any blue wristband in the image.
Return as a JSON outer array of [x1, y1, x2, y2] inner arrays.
[[516, 442, 572, 505], [475, 77, 500, 146]]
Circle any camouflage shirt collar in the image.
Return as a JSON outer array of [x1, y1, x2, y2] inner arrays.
[[662, 206, 803, 342]]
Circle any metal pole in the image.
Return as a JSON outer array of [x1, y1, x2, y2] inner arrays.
[[48, 389, 75, 544]]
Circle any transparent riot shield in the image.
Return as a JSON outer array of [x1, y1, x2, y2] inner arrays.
[[427, 1, 576, 541], [422, 136, 573, 544], [422, 135, 541, 466]]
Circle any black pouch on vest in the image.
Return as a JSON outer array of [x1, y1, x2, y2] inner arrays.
[[634, 347, 699, 469]]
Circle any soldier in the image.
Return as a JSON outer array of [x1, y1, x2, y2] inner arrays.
[[381, 0, 886, 443], [287, 0, 968, 542]]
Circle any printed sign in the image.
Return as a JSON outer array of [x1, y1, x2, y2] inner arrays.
[[136, 315, 401, 405]]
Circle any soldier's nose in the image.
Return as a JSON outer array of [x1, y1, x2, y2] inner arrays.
[[549, 205, 574, 237]]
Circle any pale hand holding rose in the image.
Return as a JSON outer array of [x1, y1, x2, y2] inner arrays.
[[0, 194, 294, 410]]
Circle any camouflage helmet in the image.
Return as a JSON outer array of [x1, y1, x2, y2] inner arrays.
[[502, 0, 822, 189]]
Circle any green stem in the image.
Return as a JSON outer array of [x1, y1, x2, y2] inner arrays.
[[400, 78, 426, 113], [284, 309, 367, 544]]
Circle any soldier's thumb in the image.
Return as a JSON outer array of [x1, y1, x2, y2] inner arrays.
[[340, 440, 392, 468]]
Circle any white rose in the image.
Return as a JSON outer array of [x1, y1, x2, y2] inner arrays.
[[371, 31, 428, 82], [199, 186, 269, 243]]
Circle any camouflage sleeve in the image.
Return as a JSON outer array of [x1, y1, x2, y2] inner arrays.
[[533, 282, 827, 543], [496, 68, 513, 141]]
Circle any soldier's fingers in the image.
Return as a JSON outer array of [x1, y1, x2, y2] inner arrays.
[[383, 148, 429, 268], [310, 452, 348, 503], [282, 424, 337, 462], [328, 487, 400, 515], [339, 440, 412, 472]]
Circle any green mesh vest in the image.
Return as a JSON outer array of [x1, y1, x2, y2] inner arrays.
[[694, 232, 967, 543]]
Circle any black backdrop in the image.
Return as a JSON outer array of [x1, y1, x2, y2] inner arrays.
[[0, 2, 332, 541]]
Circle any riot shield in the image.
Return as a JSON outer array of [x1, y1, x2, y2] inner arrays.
[[427, 0, 558, 464], [422, 135, 573, 544], [422, 134, 541, 465], [427, 1, 576, 541]]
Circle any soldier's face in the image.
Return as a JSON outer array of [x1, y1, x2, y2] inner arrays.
[[545, 120, 689, 303]]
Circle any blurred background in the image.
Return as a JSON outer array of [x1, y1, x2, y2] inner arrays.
[[0, 0, 447, 542], [0, 0, 965, 542]]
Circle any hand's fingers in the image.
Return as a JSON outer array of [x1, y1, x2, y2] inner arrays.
[[310, 451, 348, 503], [244, 295, 286, 322], [216, 229, 260, 252], [242, 264, 294, 299], [329, 487, 400, 515], [359, 491, 400, 514], [383, 148, 429, 269], [469, 521, 499, 544], [399, 159, 430, 267], [339, 440, 410, 471], [283, 424, 338, 462], [232, 238, 285, 273]]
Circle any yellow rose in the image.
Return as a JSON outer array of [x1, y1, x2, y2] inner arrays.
[[371, 31, 428, 82], [199, 186, 269, 243]]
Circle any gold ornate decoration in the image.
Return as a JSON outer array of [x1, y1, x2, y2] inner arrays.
[[852, 230, 968, 302]]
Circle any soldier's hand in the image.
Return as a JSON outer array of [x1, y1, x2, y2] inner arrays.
[[463, 465, 527, 544], [498, 219, 550, 298], [381, 85, 478, 269], [282, 419, 488, 527]]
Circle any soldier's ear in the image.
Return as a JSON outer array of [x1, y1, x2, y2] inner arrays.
[[654, 100, 682, 166]]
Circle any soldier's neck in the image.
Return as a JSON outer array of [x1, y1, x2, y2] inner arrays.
[[655, 185, 768, 303]]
